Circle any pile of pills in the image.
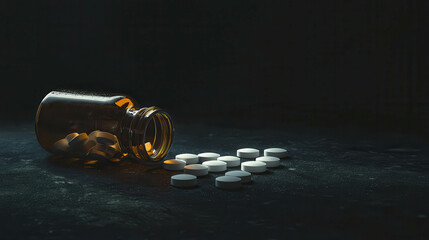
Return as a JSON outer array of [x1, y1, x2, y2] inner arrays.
[[51, 130, 126, 166], [167, 147, 288, 189]]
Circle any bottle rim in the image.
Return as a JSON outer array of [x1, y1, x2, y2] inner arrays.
[[128, 106, 174, 162]]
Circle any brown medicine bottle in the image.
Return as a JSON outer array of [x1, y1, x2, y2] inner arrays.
[[35, 90, 174, 162]]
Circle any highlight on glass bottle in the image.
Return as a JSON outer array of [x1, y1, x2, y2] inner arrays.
[[35, 90, 174, 166]]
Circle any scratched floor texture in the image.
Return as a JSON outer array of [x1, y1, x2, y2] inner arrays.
[[0, 123, 428, 239]]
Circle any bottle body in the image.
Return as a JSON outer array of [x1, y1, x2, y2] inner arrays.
[[35, 91, 174, 162]]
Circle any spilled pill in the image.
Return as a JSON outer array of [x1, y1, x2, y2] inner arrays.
[[96, 131, 117, 145], [225, 170, 252, 183], [171, 174, 197, 188], [264, 148, 287, 158], [184, 164, 209, 176], [215, 176, 241, 189], [217, 156, 240, 167], [198, 152, 220, 163], [237, 148, 259, 158], [241, 161, 266, 173], [256, 156, 280, 168], [163, 159, 186, 171], [202, 160, 227, 172], [176, 153, 199, 164]]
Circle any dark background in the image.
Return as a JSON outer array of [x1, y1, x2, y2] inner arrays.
[[1, 1, 429, 239], [1, 0, 428, 132]]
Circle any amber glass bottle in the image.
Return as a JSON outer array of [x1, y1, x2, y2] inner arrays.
[[35, 91, 174, 162]]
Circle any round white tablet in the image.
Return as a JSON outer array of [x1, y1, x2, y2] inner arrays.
[[163, 159, 186, 171], [52, 138, 70, 154], [237, 148, 259, 158], [215, 176, 241, 189], [93, 143, 107, 151], [225, 170, 252, 183], [217, 156, 240, 167], [142, 142, 154, 156], [202, 160, 227, 172], [241, 161, 267, 173], [81, 139, 96, 155], [87, 148, 109, 161], [198, 152, 220, 163], [65, 132, 79, 143], [104, 145, 119, 158], [176, 153, 199, 164], [184, 164, 209, 176], [171, 174, 197, 188], [264, 148, 288, 158], [88, 130, 101, 141], [96, 131, 117, 145], [256, 156, 280, 168], [68, 133, 89, 149]]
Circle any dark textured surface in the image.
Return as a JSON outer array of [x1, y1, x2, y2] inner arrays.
[[1, 123, 429, 239]]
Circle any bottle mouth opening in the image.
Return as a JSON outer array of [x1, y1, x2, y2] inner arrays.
[[130, 107, 174, 162]]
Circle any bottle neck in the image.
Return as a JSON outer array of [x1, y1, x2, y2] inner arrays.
[[119, 106, 174, 162]]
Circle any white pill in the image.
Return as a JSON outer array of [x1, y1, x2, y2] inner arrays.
[[225, 170, 252, 183], [88, 130, 101, 141], [176, 153, 199, 164], [264, 148, 288, 158], [68, 132, 88, 147], [104, 145, 119, 158], [92, 144, 116, 158], [143, 142, 153, 156], [96, 131, 117, 145], [198, 152, 220, 163], [215, 176, 241, 189], [184, 164, 209, 176], [93, 143, 107, 151], [68, 133, 91, 154], [81, 139, 96, 155], [171, 174, 197, 188], [87, 148, 109, 160], [241, 161, 267, 173], [52, 138, 70, 154], [65, 132, 79, 143], [256, 156, 280, 168], [217, 156, 240, 167], [163, 159, 186, 171], [237, 148, 259, 158], [202, 160, 227, 172]]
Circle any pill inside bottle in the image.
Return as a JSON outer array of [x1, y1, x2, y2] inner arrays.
[[35, 90, 174, 162]]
